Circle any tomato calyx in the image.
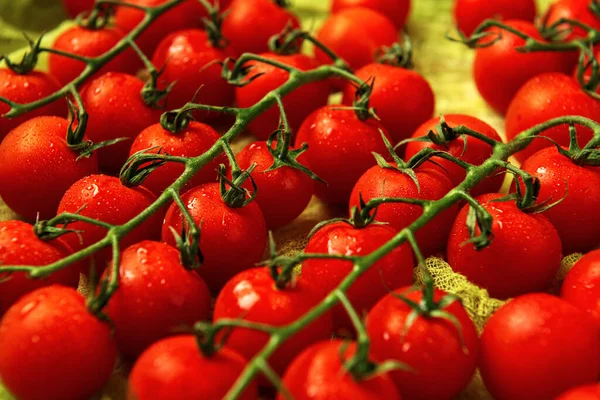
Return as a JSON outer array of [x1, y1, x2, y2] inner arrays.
[[168, 214, 204, 271], [263, 232, 299, 290], [120, 147, 170, 187], [220, 142, 258, 208], [76, 4, 112, 31], [1, 33, 43, 75], [547, 123, 600, 166], [375, 38, 413, 69], [268, 24, 304, 55], [373, 129, 422, 189], [198, 0, 229, 49]]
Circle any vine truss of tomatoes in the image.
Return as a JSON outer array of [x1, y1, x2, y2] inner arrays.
[[1, 0, 600, 399]]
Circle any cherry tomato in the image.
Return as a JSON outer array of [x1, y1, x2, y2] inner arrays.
[[349, 166, 457, 257], [57, 174, 162, 270], [213, 267, 333, 379], [316, 8, 398, 71], [152, 29, 233, 120], [0, 116, 98, 220], [48, 25, 138, 85], [341, 63, 435, 143], [80, 72, 161, 173], [474, 20, 573, 114], [128, 335, 257, 400], [62, 0, 95, 18], [115, 0, 229, 56], [331, 0, 411, 29], [222, 0, 300, 56], [162, 182, 267, 292], [302, 222, 414, 334], [556, 384, 600, 400], [277, 340, 402, 400], [234, 140, 314, 229], [0, 220, 81, 314], [544, 0, 600, 40], [235, 53, 330, 140], [0, 285, 117, 400], [404, 114, 504, 196], [129, 121, 225, 196], [102, 241, 211, 359], [447, 193, 562, 299], [454, 0, 537, 36], [480, 293, 600, 400], [561, 249, 600, 329], [517, 146, 600, 253], [505, 73, 600, 164], [367, 287, 479, 400], [295, 106, 392, 205], [0, 69, 65, 141]]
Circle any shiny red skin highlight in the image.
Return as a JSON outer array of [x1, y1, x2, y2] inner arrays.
[[277, 340, 402, 400], [517, 146, 600, 253], [367, 287, 479, 400], [448, 194, 563, 299], [0, 116, 98, 220], [103, 241, 212, 359], [349, 166, 457, 257], [404, 114, 504, 197], [213, 267, 333, 379], [129, 121, 225, 196], [151, 29, 234, 121], [234, 141, 314, 229], [342, 63, 435, 143], [57, 174, 161, 271], [474, 20, 573, 115], [295, 106, 393, 206], [561, 249, 600, 329], [48, 26, 138, 85], [128, 335, 257, 400], [235, 53, 330, 140], [505, 73, 600, 164], [315, 8, 398, 71], [556, 384, 600, 400], [0, 69, 65, 141], [161, 183, 267, 293], [332, 0, 410, 28], [480, 293, 600, 400], [302, 222, 414, 334], [0, 221, 81, 314], [80, 72, 161, 173], [454, 0, 537, 36], [0, 286, 117, 400]]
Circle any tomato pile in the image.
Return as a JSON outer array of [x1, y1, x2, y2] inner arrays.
[[1, 0, 600, 399]]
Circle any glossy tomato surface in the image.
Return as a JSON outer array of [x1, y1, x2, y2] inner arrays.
[[332, 0, 410, 28], [561, 249, 600, 329], [454, 0, 537, 36]]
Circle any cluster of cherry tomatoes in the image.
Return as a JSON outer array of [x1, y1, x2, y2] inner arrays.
[[0, 0, 599, 399]]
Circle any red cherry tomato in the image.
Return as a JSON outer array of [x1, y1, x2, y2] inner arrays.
[[0, 116, 98, 220], [349, 166, 457, 257], [62, 0, 95, 18], [367, 287, 479, 400], [331, 0, 411, 29], [517, 146, 600, 253], [302, 222, 414, 334], [505, 73, 600, 164], [277, 340, 402, 400], [561, 249, 600, 329], [80, 72, 161, 173], [128, 335, 257, 400], [48, 25, 138, 85], [234, 140, 314, 228], [235, 53, 330, 140], [474, 20, 573, 114], [57, 174, 162, 270], [544, 0, 600, 40], [341, 63, 435, 143], [213, 267, 333, 379], [295, 106, 392, 205], [129, 121, 225, 196], [480, 293, 600, 400], [102, 241, 212, 359], [0, 285, 117, 400], [447, 193, 562, 299], [403, 114, 504, 197], [151, 29, 234, 120], [315, 8, 398, 71], [0, 220, 81, 314], [556, 384, 600, 400], [162, 182, 267, 292], [0, 69, 65, 141], [115, 0, 229, 56], [222, 0, 300, 55], [454, 0, 537, 36]]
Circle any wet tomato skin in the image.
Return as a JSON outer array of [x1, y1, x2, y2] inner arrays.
[[331, 0, 410, 28], [561, 249, 600, 329], [454, 0, 537, 37]]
